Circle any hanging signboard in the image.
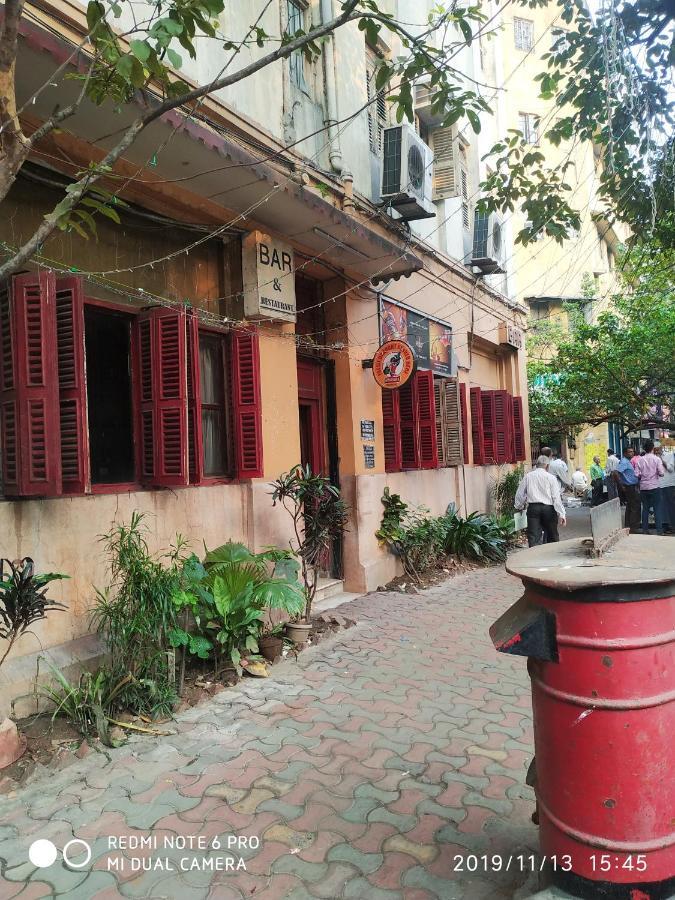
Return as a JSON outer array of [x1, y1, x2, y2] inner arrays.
[[379, 297, 455, 376], [372, 339, 416, 389], [243, 230, 297, 322]]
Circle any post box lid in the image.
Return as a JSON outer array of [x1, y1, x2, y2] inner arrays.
[[506, 535, 675, 596]]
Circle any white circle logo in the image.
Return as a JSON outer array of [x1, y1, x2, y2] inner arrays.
[[28, 840, 58, 868], [62, 839, 92, 869]]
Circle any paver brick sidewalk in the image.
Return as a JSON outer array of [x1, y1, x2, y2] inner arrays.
[[0, 566, 541, 900]]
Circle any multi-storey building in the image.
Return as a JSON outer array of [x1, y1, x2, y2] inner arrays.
[[0, 0, 530, 708], [484, 1, 627, 466]]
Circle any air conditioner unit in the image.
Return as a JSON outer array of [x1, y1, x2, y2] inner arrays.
[[471, 209, 506, 274], [381, 123, 435, 221]]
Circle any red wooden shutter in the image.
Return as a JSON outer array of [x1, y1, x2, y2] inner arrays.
[[512, 396, 526, 461], [459, 382, 469, 464], [231, 328, 263, 479], [136, 306, 189, 487], [493, 389, 510, 464], [416, 370, 438, 469], [186, 311, 203, 484], [0, 273, 61, 497], [382, 388, 402, 472], [55, 277, 89, 494], [434, 378, 446, 465], [481, 389, 496, 464], [469, 386, 484, 465], [399, 375, 420, 470]]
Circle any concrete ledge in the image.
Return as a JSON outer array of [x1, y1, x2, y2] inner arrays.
[[0, 633, 105, 719]]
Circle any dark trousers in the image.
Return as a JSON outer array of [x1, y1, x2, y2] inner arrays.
[[622, 484, 641, 533], [526, 503, 559, 547], [662, 485, 675, 531], [591, 478, 604, 506], [641, 488, 663, 534]]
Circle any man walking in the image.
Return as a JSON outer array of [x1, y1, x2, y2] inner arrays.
[[590, 455, 605, 506], [635, 440, 665, 535], [613, 448, 641, 534], [605, 449, 620, 501], [515, 456, 567, 547]]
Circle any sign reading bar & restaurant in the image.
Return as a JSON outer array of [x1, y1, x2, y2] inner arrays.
[[379, 297, 455, 376], [372, 339, 415, 390], [243, 231, 297, 322]]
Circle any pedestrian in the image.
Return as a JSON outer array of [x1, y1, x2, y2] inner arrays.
[[656, 446, 675, 534], [635, 440, 665, 535], [515, 455, 567, 547], [571, 467, 588, 497], [605, 449, 620, 501], [614, 448, 641, 534], [589, 455, 605, 506], [548, 451, 571, 493]]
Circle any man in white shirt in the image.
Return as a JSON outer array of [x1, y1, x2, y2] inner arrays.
[[571, 467, 588, 497], [515, 456, 567, 547], [604, 449, 620, 500], [656, 446, 675, 533], [548, 451, 571, 492]]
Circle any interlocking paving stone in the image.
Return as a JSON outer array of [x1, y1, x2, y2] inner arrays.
[[0, 566, 541, 899]]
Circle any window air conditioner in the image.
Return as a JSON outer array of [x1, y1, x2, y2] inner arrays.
[[381, 123, 435, 221], [471, 209, 506, 274]]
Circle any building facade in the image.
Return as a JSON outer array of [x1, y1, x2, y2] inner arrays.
[[0, 0, 530, 707]]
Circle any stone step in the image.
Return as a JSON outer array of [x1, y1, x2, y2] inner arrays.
[[313, 589, 362, 615], [314, 577, 345, 604]]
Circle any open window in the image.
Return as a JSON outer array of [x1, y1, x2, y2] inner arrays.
[[199, 332, 232, 477], [85, 305, 135, 485]]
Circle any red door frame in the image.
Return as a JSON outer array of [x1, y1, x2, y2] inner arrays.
[[297, 357, 325, 474]]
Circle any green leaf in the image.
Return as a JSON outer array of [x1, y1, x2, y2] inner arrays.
[[167, 48, 182, 69], [130, 40, 151, 62]]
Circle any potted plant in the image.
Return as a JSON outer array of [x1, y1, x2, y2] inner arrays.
[[258, 624, 286, 663], [270, 465, 349, 646]]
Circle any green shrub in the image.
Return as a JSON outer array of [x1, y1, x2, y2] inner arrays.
[[493, 464, 525, 518], [376, 491, 446, 581], [442, 510, 508, 562]]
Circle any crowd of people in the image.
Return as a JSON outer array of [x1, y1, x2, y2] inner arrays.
[[514, 441, 675, 547]]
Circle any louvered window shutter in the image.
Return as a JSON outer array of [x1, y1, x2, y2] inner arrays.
[[459, 382, 469, 464], [399, 376, 420, 470], [443, 377, 463, 466], [54, 277, 89, 494], [0, 273, 61, 497], [434, 378, 446, 465], [136, 307, 189, 487], [231, 328, 263, 479], [430, 127, 458, 200], [506, 393, 516, 463], [186, 311, 203, 484], [469, 386, 484, 465], [382, 388, 402, 472], [512, 396, 526, 461], [493, 389, 510, 463], [481, 390, 496, 464], [416, 370, 438, 469]]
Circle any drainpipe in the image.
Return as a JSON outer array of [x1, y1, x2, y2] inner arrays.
[[320, 0, 344, 173]]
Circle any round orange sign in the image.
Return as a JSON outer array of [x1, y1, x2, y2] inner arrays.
[[372, 340, 415, 390]]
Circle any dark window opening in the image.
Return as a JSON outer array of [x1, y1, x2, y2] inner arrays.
[[85, 305, 135, 484], [199, 333, 231, 476]]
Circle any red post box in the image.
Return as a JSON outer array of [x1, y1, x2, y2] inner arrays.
[[491, 507, 675, 900]]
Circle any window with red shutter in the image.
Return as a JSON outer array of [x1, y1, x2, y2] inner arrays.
[[469, 386, 484, 465], [135, 307, 189, 487], [399, 375, 420, 470], [459, 382, 469, 464], [416, 370, 438, 469], [481, 389, 496, 464], [0, 273, 61, 497], [512, 396, 526, 461], [493, 389, 511, 464], [231, 328, 263, 479], [55, 277, 90, 494], [381, 388, 401, 472]]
